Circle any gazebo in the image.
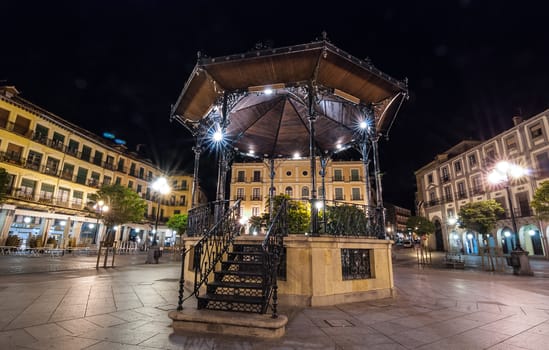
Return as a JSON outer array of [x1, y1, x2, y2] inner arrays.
[[169, 34, 408, 337]]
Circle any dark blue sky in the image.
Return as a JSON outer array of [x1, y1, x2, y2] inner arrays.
[[2, 1, 548, 209]]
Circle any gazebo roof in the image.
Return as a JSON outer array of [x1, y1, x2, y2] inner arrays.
[[171, 38, 408, 158]]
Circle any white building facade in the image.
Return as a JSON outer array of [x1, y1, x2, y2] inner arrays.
[[415, 110, 549, 257]]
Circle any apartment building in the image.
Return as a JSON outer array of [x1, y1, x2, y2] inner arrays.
[[230, 158, 372, 232], [0, 86, 200, 248], [385, 203, 411, 240], [415, 110, 549, 257]]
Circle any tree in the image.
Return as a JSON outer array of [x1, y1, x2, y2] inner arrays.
[[265, 194, 310, 234], [406, 216, 435, 237], [0, 168, 9, 202], [531, 180, 549, 221], [458, 200, 504, 236], [167, 214, 188, 236], [89, 184, 147, 243]]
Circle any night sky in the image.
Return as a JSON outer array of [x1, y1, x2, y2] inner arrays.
[[2, 1, 548, 210]]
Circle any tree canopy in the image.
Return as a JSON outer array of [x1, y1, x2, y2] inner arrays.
[[531, 180, 549, 221], [89, 184, 147, 228], [167, 213, 188, 236], [406, 216, 435, 236], [458, 200, 504, 235]]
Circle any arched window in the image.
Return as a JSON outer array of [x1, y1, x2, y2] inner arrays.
[[301, 186, 309, 199], [285, 186, 293, 198]]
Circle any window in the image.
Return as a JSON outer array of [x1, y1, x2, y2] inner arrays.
[[237, 170, 245, 182], [301, 186, 309, 199], [536, 152, 549, 178], [236, 188, 245, 200], [57, 187, 70, 203], [117, 158, 125, 172], [45, 157, 60, 175], [76, 167, 88, 185], [444, 186, 453, 201], [351, 188, 361, 200], [285, 186, 293, 197], [72, 190, 83, 206], [137, 167, 143, 179], [26, 150, 42, 170], [136, 184, 142, 193], [103, 176, 112, 185], [454, 161, 462, 173], [0, 107, 9, 128], [334, 188, 344, 200], [89, 172, 100, 187], [429, 190, 436, 205], [334, 169, 343, 181], [350, 169, 360, 181], [302, 170, 308, 176], [530, 123, 543, 139], [62, 163, 74, 180], [39, 183, 55, 201], [427, 173, 434, 184], [447, 209, 455, 220], [441, 167, 450, 182], [468, 153, 477, 167], [67, 139, 79, 155], [105, 155, 115, 169], [252, 207, 260, 217], [181, 179, 188, 190], [6, 143, 23, 161], [128, 180, 133, 189], [33, 124, 49, 143], [129, 163, 136, 176], [81, 145, 92, 162], [472, 176, 483, 194], [148, 171, 152, 181], [115, 177, 122, 185], [457, 182, 467, 199], [286, 171, 292, 176], [13, 115, 30, 135], [179, 195, 186, 206], [252, 188, 261, 201], [93, 151, 103, 165], [318, 187, 324, 197], [52, 132, 65, 150], [20, 178, 36, 197], [253, 170, 261, 182], [505, 135, 517, 152]]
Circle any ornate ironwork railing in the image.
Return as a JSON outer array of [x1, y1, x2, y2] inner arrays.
[[261, 198, 288, 317], [186, 200, 231, 237], [177, 199, 241, 310], [341, 248, 372, 280]]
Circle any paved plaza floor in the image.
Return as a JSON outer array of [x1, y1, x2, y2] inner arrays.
[[0, 250, 548, 349]]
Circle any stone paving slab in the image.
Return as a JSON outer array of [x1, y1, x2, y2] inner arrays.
[[0, 253, 548, 349]]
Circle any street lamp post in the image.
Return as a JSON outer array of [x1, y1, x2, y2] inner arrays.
[[93, 200, 109, 245], [488, 161, 533, 276], [151, 177, 170, 246]]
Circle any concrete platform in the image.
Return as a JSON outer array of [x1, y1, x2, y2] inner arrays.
[[169, 308, 288, 338]]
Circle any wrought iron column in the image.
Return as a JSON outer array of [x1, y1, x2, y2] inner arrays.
[[360, 140, 373, 216], [309, 117, 319, 236], [371, 134, 386, 239], [269, 158, 275, 224], [320, 156, 328, 233], [191, 144, 202, 209]]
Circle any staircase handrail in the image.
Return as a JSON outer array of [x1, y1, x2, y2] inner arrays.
[[177, 199, 241, 310], [261, 198, 288, 317]]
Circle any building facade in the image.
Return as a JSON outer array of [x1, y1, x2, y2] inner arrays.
[[230, 158, 408, 235], [415, 110, 549, 257], [0, 86, 200, 248], [384, 203, 411, 241]]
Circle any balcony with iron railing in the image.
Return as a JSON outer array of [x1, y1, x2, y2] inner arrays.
[[8, 188, 85, 210], [0, 121, 140, 177]]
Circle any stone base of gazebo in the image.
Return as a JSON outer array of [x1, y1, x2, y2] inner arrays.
[[170, 235, 393, 337], [169, 308, 288, 338], [277, 235, 395, 307]]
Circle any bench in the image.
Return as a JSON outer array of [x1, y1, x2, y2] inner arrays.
[[444, 253, 465, 269]]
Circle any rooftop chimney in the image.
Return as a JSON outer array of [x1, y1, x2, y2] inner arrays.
[[512, 116, 523, 126]]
